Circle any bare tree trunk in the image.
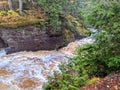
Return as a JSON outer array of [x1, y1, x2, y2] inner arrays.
[[8, 0, 13, 10], [19, 0, 23, 15]]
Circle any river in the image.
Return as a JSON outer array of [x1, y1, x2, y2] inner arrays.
[[0, 37, 94, 90]]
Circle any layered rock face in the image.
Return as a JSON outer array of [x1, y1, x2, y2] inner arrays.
[[0, 26, 79, 53]]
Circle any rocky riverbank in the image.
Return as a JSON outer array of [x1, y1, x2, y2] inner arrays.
[[0, 25, 84, 53]]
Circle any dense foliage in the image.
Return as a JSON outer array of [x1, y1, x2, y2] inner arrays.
[[82, 0, 120, 73], [43, 0, 120, 89], [0, 0, 84, 35], [38, 0, 82, 35]]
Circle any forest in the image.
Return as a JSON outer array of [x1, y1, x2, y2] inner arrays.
[[0, 0, 120, 90]]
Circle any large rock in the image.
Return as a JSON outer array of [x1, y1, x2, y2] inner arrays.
[[0, 26, 82, 53]]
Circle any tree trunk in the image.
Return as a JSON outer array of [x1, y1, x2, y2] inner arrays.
[[8, 0, 13, 10], [19, 0, 23, 15]]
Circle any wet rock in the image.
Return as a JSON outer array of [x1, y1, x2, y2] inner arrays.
[[0, 68, 13, 76], [0, 25, 80, 53], [18, 78, 40, 89], [0, 81, 10, 89]]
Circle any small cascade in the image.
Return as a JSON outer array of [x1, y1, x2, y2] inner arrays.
[[88, 28, 97, 33], [0, 48, 6, 57]]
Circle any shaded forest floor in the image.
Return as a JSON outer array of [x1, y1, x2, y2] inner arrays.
[[0, 8, 45, 28], [82, 71, 120, 90]]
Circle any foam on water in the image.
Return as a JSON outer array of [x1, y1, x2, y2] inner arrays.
[[76, 37, 95, 45], [0, 48, 6, 57], [0, 51, 67, 90]]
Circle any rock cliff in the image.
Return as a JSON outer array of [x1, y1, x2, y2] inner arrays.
[[0, 25, 83, 53]]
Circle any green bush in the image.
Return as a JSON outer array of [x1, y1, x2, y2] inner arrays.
[[82, 0, 120, 73]]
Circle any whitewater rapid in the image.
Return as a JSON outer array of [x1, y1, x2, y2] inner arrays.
[[0, 37, 94, 90]]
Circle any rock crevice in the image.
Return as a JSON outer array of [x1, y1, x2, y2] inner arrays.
[[0, 37, 8, 48]]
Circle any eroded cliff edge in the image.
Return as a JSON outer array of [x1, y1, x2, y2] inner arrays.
[[0, 25, 84, 53]]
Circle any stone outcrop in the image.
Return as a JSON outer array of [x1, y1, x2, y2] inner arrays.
[[0, 25, 84, 53]]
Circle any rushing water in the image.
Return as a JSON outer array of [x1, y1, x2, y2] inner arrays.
[[0, 36, 95, 90], [0, 48, 6, 57]]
